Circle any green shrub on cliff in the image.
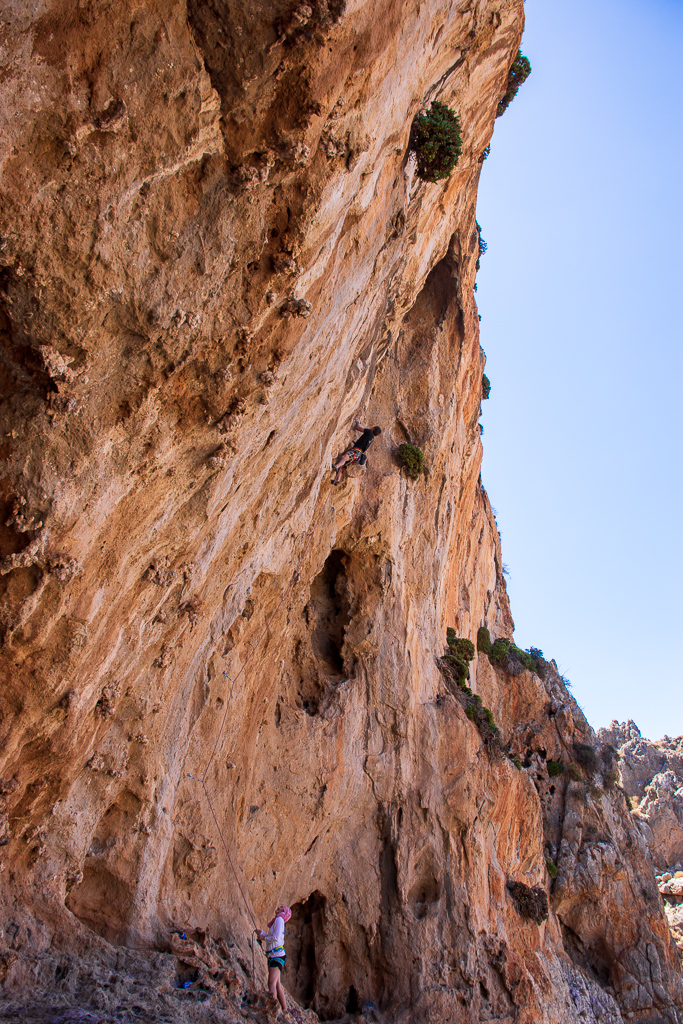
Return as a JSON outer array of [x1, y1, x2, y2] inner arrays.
[[507, 644, 542, 674], [545, 858, 558, 879], [477, 626, 492, 654], [443, 653, 468, 684], [438, 632, 501, 743], [489, 637, 512, 664], [398, 443, 425, 479], [447, 632, 475, 662], [463, 698, 499, 738], [482, 374, 491, 400], [547, 759, 564, 778], [411, 101, 463, 182], [444, 630, 475, 686], [475, 221, 488, 272], [482, 706, 498, 732], [481, 635, 547, 677], [496, 50, 532, 117]]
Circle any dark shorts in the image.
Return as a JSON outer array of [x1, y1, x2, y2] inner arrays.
[[268, 955, 286, 972]]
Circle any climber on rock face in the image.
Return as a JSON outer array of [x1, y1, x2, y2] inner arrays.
[[332, 418, 382, 485], [257, 904, 291, 1012]]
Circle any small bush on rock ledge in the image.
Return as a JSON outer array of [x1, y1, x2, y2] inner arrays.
[[489, 637, 511, 664], [477, 626, 492, 654], [507, 880, 549, 924], [410, 100, 463, 182], [439, 634, 500, 744], [440, 626, 499, 741], [446, 629, 475, 662], [398, 443, 425, 479], [483, 635, 547, 677], [497, 50, 532, 117], [573, 742, 600, 775], [444, 628, 475, 686]]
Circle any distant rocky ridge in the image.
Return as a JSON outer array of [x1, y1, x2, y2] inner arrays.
[[598, 721, 683, 961]]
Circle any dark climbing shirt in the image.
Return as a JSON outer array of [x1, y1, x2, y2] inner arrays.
[[355, 428, 375, 453]]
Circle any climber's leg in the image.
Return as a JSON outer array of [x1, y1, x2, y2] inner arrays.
[[332, 450, 352, 484], [268, 963, 287, 1011], [332, 447, 362, 484]]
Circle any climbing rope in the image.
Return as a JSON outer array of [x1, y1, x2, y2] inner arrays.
[[186, 772, 259, 932], [202, 488, 332, 782], [187, 484, 333, 972]]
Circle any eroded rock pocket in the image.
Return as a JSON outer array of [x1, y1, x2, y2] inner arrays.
[[287, 891, 327, 1012], [309, 550, 351, 674], [66, 789, 143, 943], [297, 550, 352, 714]]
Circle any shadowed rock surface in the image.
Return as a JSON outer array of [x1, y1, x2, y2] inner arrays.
[[0, 2, 681, 1022]]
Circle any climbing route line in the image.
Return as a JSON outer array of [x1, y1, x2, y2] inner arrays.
[[188, 773, 259, 932], [187, 485, 333, 956], [202, 488, 332, 782]]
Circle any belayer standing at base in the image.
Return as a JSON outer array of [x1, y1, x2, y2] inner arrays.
[[332, 418, 382, 485], [257, 905, 291, 1012]]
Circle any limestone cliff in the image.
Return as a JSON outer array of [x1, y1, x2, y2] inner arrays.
[[0, 2, 681, 1022], [598, 722, 683, 963]]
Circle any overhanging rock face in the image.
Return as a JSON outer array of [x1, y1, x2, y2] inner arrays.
[[0, 2, 681, 1022]]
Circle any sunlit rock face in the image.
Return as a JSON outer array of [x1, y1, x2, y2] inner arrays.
[[0, 2, 681, 1022], [600, 720, 683, 870], [599, 721, 683, 966]]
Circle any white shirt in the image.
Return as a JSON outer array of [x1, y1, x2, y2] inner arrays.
[[264, 916, 285, 955]]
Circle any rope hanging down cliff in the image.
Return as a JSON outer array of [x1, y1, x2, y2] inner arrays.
[[187, 486, 333, 936]]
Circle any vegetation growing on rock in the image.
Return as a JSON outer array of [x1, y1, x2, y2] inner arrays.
[[482, 635, 547, 676], [489, 637, 512, 664], [398, 442, 425, 479], [446, 629, 475, 662], [573, 742, 600, 775], [475, 220, 487, 271], [507, 880, 549, 924], [440, 636, 500, 743], [444, 628, 475, 686], [410, 100, 463, 181], [477, 625, 493, 654], [496, 49, 532, 117]]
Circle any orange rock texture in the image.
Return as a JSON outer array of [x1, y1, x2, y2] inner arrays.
[[0, 1, 681, 1022]]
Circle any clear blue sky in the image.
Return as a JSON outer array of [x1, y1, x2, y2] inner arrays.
[[476, 0, 683, 742]]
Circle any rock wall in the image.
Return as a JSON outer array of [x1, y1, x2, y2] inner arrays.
[[598, 722, 683, 871], [0, 1, 681, 1022], [598, 721, 683, 965]]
